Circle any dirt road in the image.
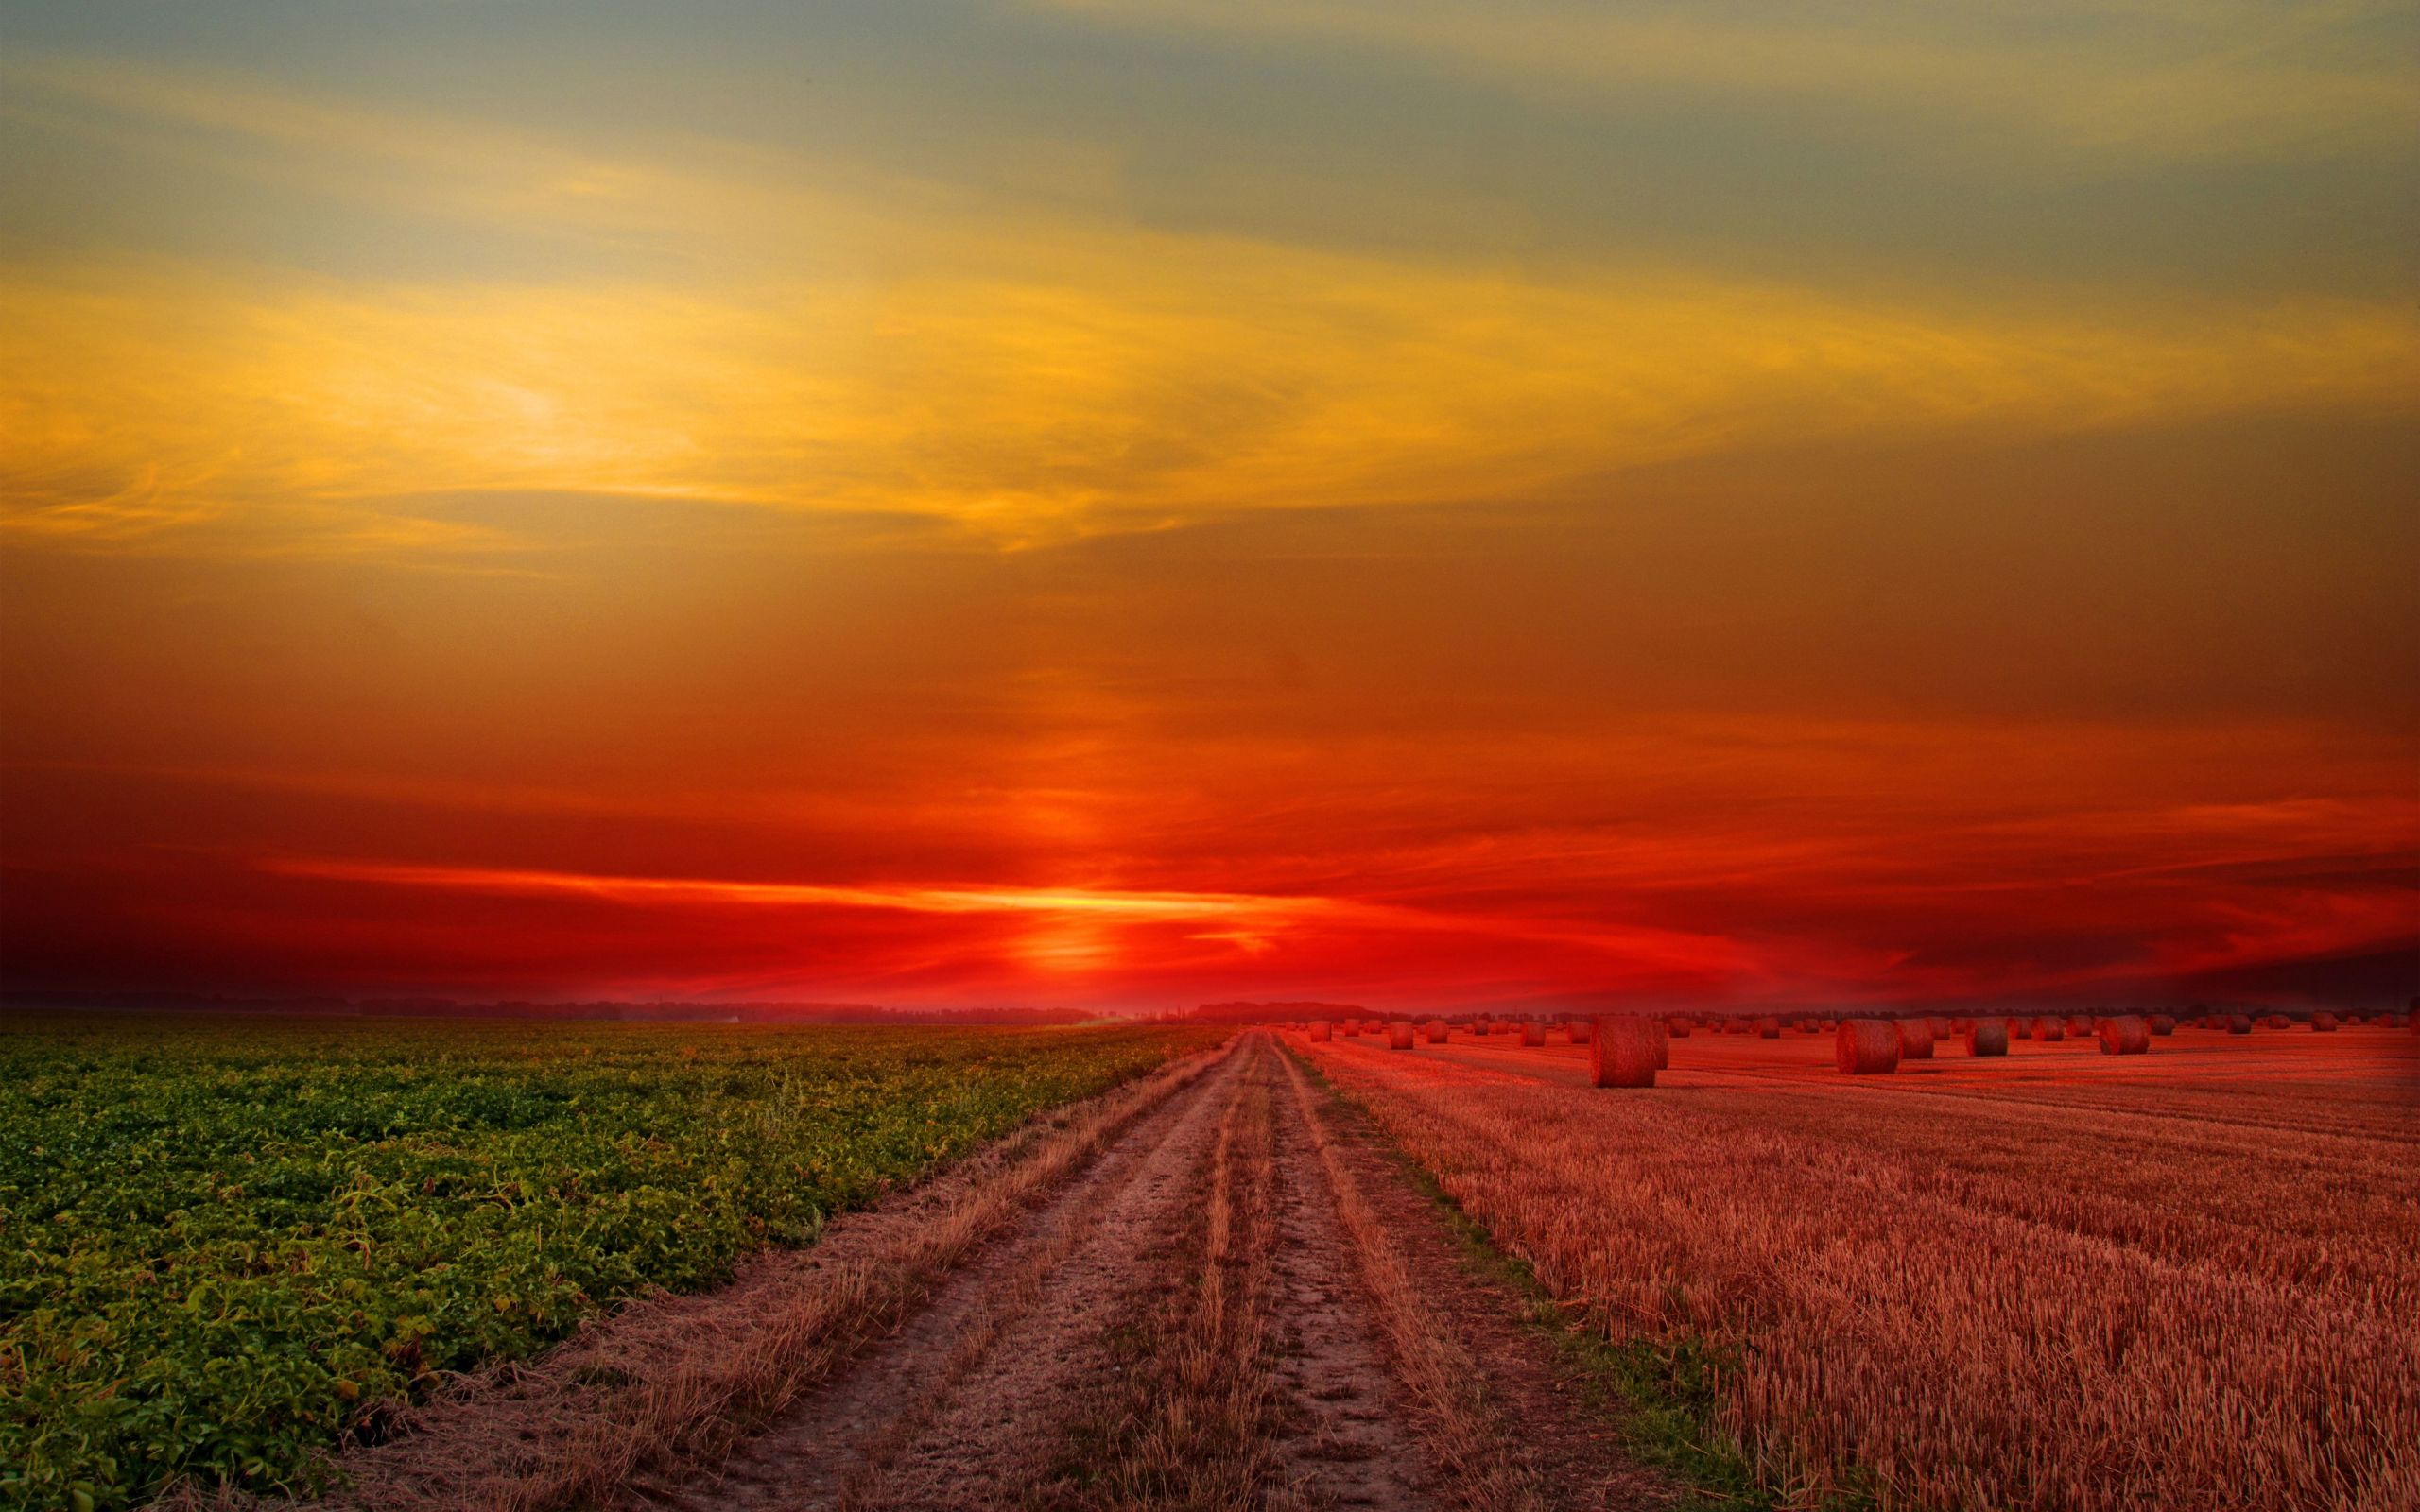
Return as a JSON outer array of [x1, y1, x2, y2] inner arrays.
[[306, 1033, 1671, 1512]]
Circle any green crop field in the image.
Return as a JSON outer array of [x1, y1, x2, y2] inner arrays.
[[0, 1014, 1220, 1512]]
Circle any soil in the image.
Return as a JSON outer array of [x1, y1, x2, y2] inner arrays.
[[290, 1032, 1677, 1512]]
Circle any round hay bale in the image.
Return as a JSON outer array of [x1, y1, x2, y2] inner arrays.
[[1666, 1017, 1692, 1039], [1590, 1016, 1660, 1088], [1755, 1017, 1781, 1039], [2010, 1018, 2031, 1039], [1567, 1019, 1593, 1045], [1799, 1019, 1824, 1034], [2033, 1017, 2065, 1042], [2310, 1011, 2339, 1032], [1522, 1022, 1547, 1047], [2063, 1015, 2092, 1036], [1966, 1019, 2010, 1057], [1388, 1021, 1416, 1049], [2227, 1014, 2253, 1034], [1308, 1020, 1332, 1042], [2098, 1016, 2150, 1055], [2148, 1015, 2176, 1036], [1426, 1019, 1449, 1043], [1928, 1016, 1952, 1040], [1654, 1019, 1670, 1070], [1897, 1018, 1936, 1059], [1837, 1020, 1901, 1074]]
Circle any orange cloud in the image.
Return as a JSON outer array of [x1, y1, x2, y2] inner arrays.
[[6, 58, 2414, 556], [260, 855, 1338, 924], [4, 22, 2412, 1014]]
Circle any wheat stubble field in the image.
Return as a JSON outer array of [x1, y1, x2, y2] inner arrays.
[[1299, 1018, 2420, 1512]]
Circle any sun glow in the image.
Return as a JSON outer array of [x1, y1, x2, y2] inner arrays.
[[4, 2, 2412, 1009]]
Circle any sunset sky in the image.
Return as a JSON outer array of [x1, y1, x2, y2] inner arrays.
[[4, 1, 2415, 1011]]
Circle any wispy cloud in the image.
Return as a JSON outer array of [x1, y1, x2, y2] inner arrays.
[[7, 53, 2416, 558], [8, 251, 2412, 557], [1040, 0, 2420, 163], [0, 53, 730, 244], [261, 854, 1337, 923]]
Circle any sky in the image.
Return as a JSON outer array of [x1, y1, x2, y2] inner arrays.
[[3, 1, 2415, 1012]]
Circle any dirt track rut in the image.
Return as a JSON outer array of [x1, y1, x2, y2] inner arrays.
[[313, 1033, 1672, 1512]]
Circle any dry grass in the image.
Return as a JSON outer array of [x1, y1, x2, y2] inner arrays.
[[1039, 1041, 1301, 1511], [1303, 1027, 2420, 1512]]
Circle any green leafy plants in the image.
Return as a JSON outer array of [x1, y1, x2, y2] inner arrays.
[[0, 1015, 1215, 1511]]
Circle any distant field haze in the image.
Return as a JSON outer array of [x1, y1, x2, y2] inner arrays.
[[3, 0, 2415, 1010]]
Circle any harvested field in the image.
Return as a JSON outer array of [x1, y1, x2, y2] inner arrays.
[[1301, 1021, 2420, 1512]]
